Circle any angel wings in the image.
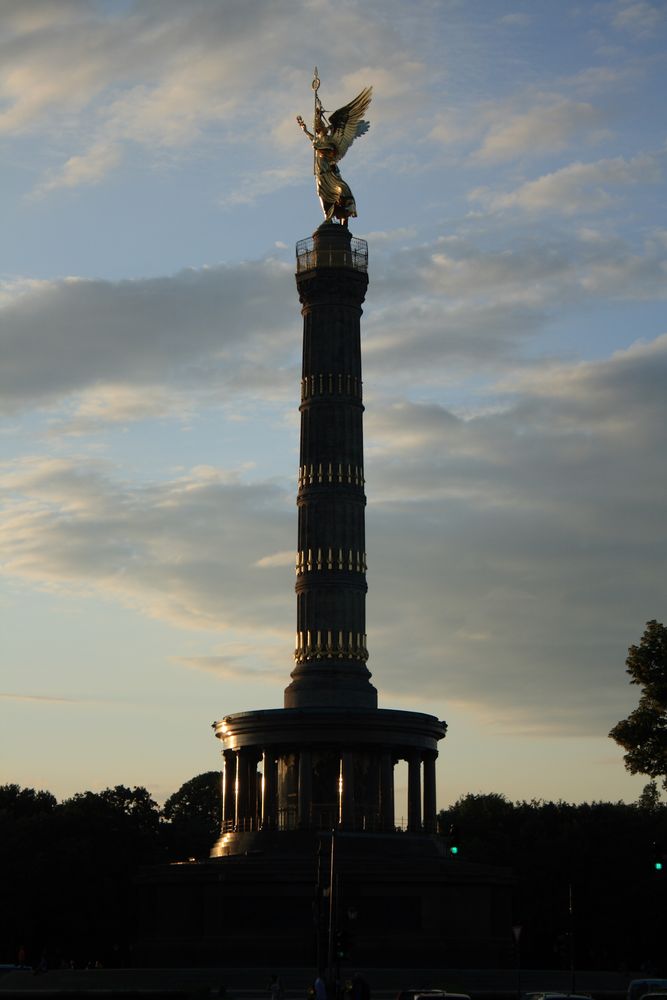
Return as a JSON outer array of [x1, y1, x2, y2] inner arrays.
[[297, 81, 373, 225], [327, 86, 373, 163]]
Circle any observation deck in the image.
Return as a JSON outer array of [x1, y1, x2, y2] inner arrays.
[[296, 232, 368, 273]]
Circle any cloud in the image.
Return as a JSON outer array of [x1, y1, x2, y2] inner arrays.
[[33, 141, 122, 196], [561, 65, 635, 95], [0, 260, 295, 415], [0, 0, 433, 195], [473, 100, 603, 163], [469, 152, 662, 215], [0, 458, 295, 636], [52, 384, 195, 435], [2, 334, 666, 735], [220, 166, 303, 208], [359, 229, 667, 383], [498, 13, 533, 26], [176, 655, 284, 682], [361, 226, 417, 244], [502, 334, 667, 433], [254, 551, 295, 568], [429, 71, 623, 160], [0, 692, 106, 705], [362, 344, 667, 731], [612, 0, 665, 36], [0, 3, 124, 135], [4, 225, 666, 425], [367, 335, 667, 512]]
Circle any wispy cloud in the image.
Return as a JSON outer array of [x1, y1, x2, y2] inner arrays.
[[176, 656, 284, 682], [254, 551, 294, 568], [2, 332, 666, 734], [0, 0, 433, 196], [612, 0, 665, 37], [33, 141, 122, 197], [0, 692, 122, 706], [469, 152, 662, 215], [0, 458, 294, 635], [473, 100, 604, 164], [0, 261, 294, 415]]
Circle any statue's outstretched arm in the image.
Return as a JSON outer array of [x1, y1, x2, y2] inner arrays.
[[296, 116, 314, 141]]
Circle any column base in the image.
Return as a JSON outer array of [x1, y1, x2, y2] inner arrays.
[[284, 661, 378, 709]]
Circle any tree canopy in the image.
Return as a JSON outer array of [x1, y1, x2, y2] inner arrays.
[[0, 783, 56, 817], [162, 770, 222, 858], [609, 619, 667, 790], [162, 771, 221, 828], [1, 778, 666, 971], [442, 790, 667, 970]]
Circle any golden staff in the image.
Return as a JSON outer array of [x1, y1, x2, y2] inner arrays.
[[312, 67, 320, 175]]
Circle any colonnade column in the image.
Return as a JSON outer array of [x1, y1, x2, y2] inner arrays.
[[422, 750, 437, 834], [227, 744, 436, 835], [234, 750, 248, 830], [233, 750, 261, 831], [379, 751, 395, 832], [222, 750, 236, 832], [247, 751, 259, 831], [340, 751, 355, 829], [407, 750, 422, 833], [262, 749, 278, 830], [298, 748, 313, 828]]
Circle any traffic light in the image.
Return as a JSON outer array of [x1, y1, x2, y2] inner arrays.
[[652, 841, 664, 873], [335, 929, 349, 959], [448, 823, 460, 857]]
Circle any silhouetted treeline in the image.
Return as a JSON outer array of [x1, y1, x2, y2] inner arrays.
[[441, 791, 667, 972], [1, 780, 665, 970], [0, 775, 220, 969]]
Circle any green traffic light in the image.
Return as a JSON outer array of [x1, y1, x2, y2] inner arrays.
[[655, 861, 663, 871], [450, 845, 459, 855]]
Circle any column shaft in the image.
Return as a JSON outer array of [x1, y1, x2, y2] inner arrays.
[[222, 750, 236, 831], [423, 751, 437, 834], [234, 750, 248, 831], [379, 751, 395, 832], [247, 753, 259, 831], [298, 748, 313, 829], [262, 749, 278, 830], [340, 751, 355, 829], [285, 227, 377, 711], [407, 752, 422, 833]]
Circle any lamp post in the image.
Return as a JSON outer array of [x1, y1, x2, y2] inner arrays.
[[327, 830, 336, 986]]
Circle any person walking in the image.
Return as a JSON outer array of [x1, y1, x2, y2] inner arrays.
[[269, 975, 284, 1000]]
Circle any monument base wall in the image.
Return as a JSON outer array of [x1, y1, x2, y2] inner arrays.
[[135, 832, 514, 968]]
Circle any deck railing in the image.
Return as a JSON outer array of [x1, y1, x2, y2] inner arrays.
[[296, 236, 368, 274], [219, 813, 426, 835]]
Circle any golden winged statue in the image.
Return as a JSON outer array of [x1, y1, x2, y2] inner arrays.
[[297, 71, 372, 225]]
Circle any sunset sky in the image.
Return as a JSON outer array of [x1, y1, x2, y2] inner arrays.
[[2, 0, 666, 812]]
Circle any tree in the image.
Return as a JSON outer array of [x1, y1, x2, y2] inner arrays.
[[637, 780, 662, 811], [63, 784, 161, 835], [162, 771, 221, 827], [50, 785, 164, 964], [162, 771, 222, 858], [439, 792, 667, 969], [0, 785, 59, 964], [0, 783, 56, 817], [609, 620, 667, 790]]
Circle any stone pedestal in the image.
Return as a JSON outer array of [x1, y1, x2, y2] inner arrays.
[[137, 830, 513, 967]]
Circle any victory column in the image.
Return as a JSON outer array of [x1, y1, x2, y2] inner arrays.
[[137, 74, 511, 970], [211, 72, 446, 841]]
